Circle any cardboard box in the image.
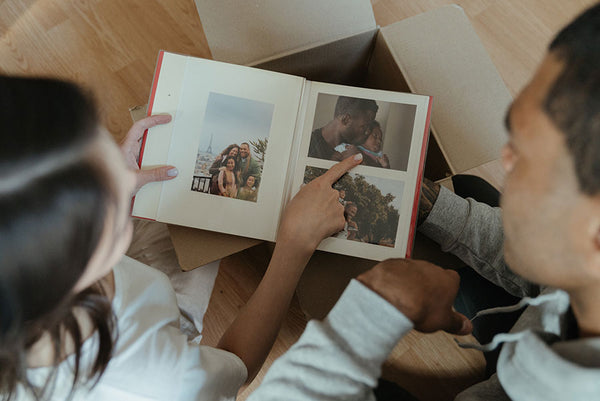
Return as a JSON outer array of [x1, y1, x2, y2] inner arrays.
[[164, 1, 512, 317]]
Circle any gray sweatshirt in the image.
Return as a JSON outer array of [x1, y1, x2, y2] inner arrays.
[[248, 186, 600, 400]]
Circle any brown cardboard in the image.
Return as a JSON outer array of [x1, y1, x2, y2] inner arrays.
[[194, 0, 376, 66], [160, 2, 511, 293], [253, 28, 378, 86], [168, 226, 261, 271], [377, 5, 512, 174]]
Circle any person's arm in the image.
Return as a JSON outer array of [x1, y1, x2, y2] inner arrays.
[[208, 158, 222, 176], [418, 179, 539, 297], [217, 154, 364, 384], [217, 170, 226, 195], [230, 180, 237, 198], [248, 259, 471, 401]]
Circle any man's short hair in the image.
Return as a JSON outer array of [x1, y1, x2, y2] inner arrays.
[[334, 96, 379, 119], [544, 3, 600, 195]]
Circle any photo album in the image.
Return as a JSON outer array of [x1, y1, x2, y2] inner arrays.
[[133, 51, 432, 261]]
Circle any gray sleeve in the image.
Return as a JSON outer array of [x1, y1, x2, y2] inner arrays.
[[247, 280, 414, 401], [418, 186, 540, 298]]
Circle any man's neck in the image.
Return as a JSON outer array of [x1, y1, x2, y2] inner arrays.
[[320, 120, 343, 149], [569, 285, 600, 337]]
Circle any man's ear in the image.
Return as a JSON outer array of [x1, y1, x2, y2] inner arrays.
[[340, 113, 351, 126]]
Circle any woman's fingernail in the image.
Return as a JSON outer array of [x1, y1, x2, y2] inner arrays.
[[354, 153, 363, 161], [167, 167, 179, 177]]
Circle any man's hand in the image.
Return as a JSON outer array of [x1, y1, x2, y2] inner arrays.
[[357, 259, 472, 335], [120, 114, 178, 194], [277, 154, 363, 254], [340, 144, 360, 159]]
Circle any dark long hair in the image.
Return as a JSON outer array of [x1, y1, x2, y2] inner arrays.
[[0, 76, 116, 399]]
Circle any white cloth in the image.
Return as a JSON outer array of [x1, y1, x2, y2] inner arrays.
[[19, 256, 247, 401], [335, 222, 349, 239]]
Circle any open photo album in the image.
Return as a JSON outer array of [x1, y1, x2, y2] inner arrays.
[[133, 51, 432, 260]]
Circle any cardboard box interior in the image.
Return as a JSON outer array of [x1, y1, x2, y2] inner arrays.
[[151, 2, 512, 317]]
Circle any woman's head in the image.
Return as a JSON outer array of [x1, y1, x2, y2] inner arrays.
[[362, 121, 383, 153], [222, 144, 239, 158], [224, 156, 237, 171], [245, 175, 255, 188], [0, 76, 129, 397], [227, 145, 240, 158]]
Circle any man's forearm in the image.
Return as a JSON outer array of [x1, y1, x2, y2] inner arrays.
[[248, 280, 414, 401], [419, 185, 539, 297]]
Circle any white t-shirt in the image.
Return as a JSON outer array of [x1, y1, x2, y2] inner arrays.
[[18, 256, 247, 400]]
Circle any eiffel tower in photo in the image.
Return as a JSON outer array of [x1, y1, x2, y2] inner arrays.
[[206, 131, 213, 154]]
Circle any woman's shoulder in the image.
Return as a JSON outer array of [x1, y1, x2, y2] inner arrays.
[[111, 256, 175, 316]]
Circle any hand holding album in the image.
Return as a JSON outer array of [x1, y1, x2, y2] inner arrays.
[[120, 114, 178, 195]]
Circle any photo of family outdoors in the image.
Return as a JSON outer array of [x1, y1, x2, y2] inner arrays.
[[191, 92, 273, 203], [303, 166, 404, 247], [308, 94, 417, 171]]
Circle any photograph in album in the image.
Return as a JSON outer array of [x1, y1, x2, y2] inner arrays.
[[303, 166, 404, 247], [191, 92, 273, 203], [307, 94, 416, 171]]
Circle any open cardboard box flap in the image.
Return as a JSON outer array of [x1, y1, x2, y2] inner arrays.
[[376, 5, 511, 173], [194, 0, 377, 66], [149, 2, 511, 274]]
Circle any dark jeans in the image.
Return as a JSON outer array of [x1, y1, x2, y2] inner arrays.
[[375, 175, 522, 400]]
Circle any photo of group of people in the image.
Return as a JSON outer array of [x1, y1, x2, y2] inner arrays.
[[308, 94, 417, 171], [191, 92, 273, 203], [303, 166, 404, 247]]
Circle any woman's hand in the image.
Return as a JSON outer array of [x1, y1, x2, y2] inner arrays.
[[120, 114, 178, 194], [277, 154, 363, 255]]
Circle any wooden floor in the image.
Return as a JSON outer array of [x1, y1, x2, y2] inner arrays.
[[1, 1, 595, 400]]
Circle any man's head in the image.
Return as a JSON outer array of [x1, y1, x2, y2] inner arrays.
[[240, 142, 250, 159], [500, 4, 600, 291], [334, 96, 379, 145]]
